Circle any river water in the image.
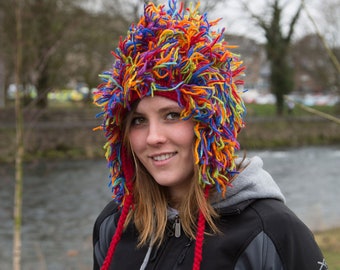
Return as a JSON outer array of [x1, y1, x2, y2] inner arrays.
[[0, 146, 339, 269]]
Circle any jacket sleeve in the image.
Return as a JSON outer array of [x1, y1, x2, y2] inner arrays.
[[269, 216, 327, 270], [235, 231, 283, 270], [93, 201, 119, 270], [243, 199, 328, 270]]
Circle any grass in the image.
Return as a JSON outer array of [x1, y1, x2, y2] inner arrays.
[[245, 103, 340, 117], [236, 103, 340, 149], [315, 227, 340, 269]]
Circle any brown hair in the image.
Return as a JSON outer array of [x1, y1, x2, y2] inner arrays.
[[122, 102, 219, 247]]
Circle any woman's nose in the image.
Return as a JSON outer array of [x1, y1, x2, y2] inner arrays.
[[146, 121, 167, 145]]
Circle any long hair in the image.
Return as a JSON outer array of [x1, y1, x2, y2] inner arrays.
[[122, 102, 219, 247]]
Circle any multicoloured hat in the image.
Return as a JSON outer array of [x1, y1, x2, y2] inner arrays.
[[93, 0, 246, 206]]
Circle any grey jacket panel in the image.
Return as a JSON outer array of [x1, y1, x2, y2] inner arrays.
[[94, 214, 116, 267], [235, 231, 283, 270]]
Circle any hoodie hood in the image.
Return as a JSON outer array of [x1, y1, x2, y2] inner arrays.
[[212, 156, 285, 210]]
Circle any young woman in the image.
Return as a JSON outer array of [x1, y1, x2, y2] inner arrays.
[[92, 1, 327, 269]]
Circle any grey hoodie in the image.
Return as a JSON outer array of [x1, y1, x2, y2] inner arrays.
[[212, 156, 286, 209]]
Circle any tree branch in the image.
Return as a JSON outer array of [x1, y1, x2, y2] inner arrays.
[[285, 2, 303, 43]]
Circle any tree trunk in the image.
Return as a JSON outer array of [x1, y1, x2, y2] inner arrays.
[[0, 85, 5, 109], [0, 61, 5, 108], [276, 93, 284, 116], [13, 0, 24, 269], [35, 70, 49, 108]]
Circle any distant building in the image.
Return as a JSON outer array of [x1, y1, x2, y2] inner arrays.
[[291, 34, 339, 94], [226, 33, 340, 96], [225, 34, 270, 93]]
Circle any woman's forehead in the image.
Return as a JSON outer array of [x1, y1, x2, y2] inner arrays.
[[135, 96, 181, 113]]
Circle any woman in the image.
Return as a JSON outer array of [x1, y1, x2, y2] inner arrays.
[[92, 1, 327, 269]]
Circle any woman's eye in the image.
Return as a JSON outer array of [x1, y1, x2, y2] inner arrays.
[[166, 112, 180, 120], [131, 117, 146, 126]]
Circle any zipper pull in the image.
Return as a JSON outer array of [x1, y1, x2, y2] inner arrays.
[[174, 215, 181, 238]]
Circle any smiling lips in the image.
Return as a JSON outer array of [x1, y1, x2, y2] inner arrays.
[[151, 152, 177, 161]]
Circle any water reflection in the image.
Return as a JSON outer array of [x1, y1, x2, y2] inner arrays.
[[0, 146, 339, 269]]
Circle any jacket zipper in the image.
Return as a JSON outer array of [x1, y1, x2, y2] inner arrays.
[[150, 215, 185, 269], [175, 239, 192, 266], [173, 215, 181, 238]]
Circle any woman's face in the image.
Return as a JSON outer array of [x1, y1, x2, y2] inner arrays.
[[129, 96, 195, 198]]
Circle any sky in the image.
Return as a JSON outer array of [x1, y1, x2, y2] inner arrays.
[[211, 0, 329, 44], [83, 0, 339, 45]]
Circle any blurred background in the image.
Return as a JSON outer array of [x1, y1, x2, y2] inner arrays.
[[1, 0, 339, 269]]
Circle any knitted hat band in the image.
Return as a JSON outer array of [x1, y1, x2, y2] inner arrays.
[[129, 88, 181, 105]]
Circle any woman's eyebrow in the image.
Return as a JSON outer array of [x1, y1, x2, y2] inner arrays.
[[135, 106, 181, 115], [158, 106, 182, 113], [132, 111, 143, 116]]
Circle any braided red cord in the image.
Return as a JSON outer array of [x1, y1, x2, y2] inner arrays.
[[100, 147, 134, 270], [192, 186, 210, 270], [100, 193, 133, 270]]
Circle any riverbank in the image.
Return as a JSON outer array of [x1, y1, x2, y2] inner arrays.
[[315, 227, 340, 269], [1, 105, 340, 163]]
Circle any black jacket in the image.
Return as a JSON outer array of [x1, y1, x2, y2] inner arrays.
[[93, 156, 327, 269], [93, 198, 326, 270]]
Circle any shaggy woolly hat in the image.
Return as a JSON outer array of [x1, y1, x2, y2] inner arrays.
[[93, 0, 246, 206]]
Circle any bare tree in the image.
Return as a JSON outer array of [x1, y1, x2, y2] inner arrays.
[[13, 0, 24, 269], [318, 0, 340, 48], [0, 0, 87, 108], [242, 0, 302, 115], [305, 0, 340, 108], [26, 0, 86, 108]]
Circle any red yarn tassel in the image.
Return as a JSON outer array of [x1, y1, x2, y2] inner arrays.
[[100, 194, 133, 270], [101, 146, 134, 270], [192, 185, 210, 270]]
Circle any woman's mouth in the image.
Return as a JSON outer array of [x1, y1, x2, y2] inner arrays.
[[151, 152, 176, 161]]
